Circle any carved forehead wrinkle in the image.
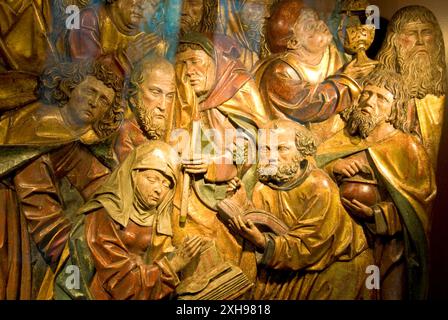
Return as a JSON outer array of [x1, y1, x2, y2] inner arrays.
[[272, 126, 296, 143], [363, 85, 394, 103], [401, 21, 434, 30], [80, 75, 114, 96], [143, 67, 175, 90], [177, 48, 213, 62]]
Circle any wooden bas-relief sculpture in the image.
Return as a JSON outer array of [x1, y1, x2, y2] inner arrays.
[[0, 0, 445, 300]]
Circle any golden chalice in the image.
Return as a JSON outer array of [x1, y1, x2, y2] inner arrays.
[[343, 23, 376, 65]]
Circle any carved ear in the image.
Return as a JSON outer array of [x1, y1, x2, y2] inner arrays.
[[287, 38, 300, 50], [300, 159, 308, 170]]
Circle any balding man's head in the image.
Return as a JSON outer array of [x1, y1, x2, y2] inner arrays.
[[258, 119, 316, 185]]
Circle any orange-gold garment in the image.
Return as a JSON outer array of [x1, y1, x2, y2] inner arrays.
[[85, 208, 178, 300], [0, 102, 99, 146], [113, 118, 148, 164], [0, 1, 54, 115], [62, 4, 166, 76], [78, 141, 181, 300], [171, 34, 267, 285], [215, 0, 261, 71], [0, 0, 56, 73], [254, 47, 360, 144], [317, 129, 436, 299], [251, 164, 373, 299], [413, 94, 445, 169], [0, 142, 110, 300]]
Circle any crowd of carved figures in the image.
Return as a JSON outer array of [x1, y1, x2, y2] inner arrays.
[[0, 0, 445, 300]]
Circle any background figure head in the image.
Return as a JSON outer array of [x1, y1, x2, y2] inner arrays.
[[40, 61, 125, 141], [267, 0, 304, 53], [344, 68, 409, 138], [179, 0, 217, 35], [258, 119, 317, 185], [128, 56, 176, 140], [376, 5, 447, 98], [105, 0, 155, 30], [239, 0, 277, 55], [176, 33, 219, 97], [286, 7, 333, 55]]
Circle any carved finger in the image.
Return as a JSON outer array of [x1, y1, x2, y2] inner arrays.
[[182, 158, 205, 165], [187, 241, 203, 257], [190, 245, 202, 257], [238, 216, 250, 232], [350, 162, 360, 172], [230, 217, 241, 232], [184, 169, 207, 174], [186, 239, 203, 255], [353, 160, 364, 171], [351, 199, 368, 209], [342, 197, 357, 210], [246, 219, 257, 231]]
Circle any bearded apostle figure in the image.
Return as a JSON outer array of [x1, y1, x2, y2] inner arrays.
[[317, 69, 437, 299], [226, 119, 374, 300], [113, 56, 176, 163], [376, 5, 447, 169], [254, 0, 377, 145]]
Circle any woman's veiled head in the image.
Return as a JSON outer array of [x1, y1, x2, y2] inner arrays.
[[130, 141, 180, 210], [134, 169, 173, 210], [81, 141, 181, 230]]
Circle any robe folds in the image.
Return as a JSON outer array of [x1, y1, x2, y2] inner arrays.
[[171, 33, 268, 286], [0, 142, 110, 300], [251, 165, 373, 300], [62, 4, 166, 76], [84, 209, 179, 300], [254, 47, 360, 144], [317, 129, 437, 299], [413, 94, 445, 169], [54, 141, 182, 300]]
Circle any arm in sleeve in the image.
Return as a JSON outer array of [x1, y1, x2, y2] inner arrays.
[[86, 209, 179, 300]]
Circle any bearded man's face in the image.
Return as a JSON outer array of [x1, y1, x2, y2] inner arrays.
[[396, 21, 438, 98], [257, 127, 303, 185], [347, 85, 394, 138], [133, 66, 175, 140]]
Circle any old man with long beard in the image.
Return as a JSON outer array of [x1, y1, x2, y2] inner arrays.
[[376, 5, 447, 168], [317, 69, 437, 299]]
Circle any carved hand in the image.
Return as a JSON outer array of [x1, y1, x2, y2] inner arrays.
[[333, 158, 363, 177], [341, 58, 378, 81], [125, 33, 160, 64], [341, 197, 374, 220], [169, 235, 204, 273], [229, 216, 266, 251], [182, 157, 208, 175]]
